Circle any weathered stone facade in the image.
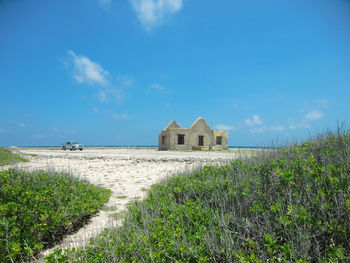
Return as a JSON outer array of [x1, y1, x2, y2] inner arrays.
[[158, 117, 228, 151]]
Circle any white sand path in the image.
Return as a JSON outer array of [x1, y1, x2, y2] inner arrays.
[[8, 148, 240, 259]]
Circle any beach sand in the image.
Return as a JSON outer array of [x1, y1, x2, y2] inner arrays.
[[9, 148, 241, 258]]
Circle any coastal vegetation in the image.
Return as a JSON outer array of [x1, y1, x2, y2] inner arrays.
[[0, 169, 111, 262], [47, 130, 349, 262], [0, 147, 28, 166]]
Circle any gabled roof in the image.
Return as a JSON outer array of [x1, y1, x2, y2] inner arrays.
[[163, 120, 181, 131], [190, 117, 211, 131]]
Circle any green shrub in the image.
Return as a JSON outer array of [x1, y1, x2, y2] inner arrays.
[[0, 148, 28, 166], [0, 169, 111, 262], [47, 131, 350, 262]]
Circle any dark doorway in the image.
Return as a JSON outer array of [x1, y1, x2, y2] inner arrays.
[[162, 136, 166, 145], [216, 136, 222, 145], [198, 136, 204, 146]]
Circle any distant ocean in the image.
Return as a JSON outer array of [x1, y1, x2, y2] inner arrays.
[[17, 145, 271, 149]]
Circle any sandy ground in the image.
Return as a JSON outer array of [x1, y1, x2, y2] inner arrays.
[[6, 148, 242, 259]]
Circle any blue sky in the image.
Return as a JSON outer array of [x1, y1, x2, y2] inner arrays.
[[1, 0, 350, 147]]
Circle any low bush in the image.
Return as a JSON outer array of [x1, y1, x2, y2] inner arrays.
[[0, 169, 111, 262], [0, 148, 28, 166], [47, 130, 349, 262]]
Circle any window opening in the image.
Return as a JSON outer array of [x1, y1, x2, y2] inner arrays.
[[216, 136, 222, 145], [177, 134, 185, 145], [198, 136, 204, 146], [162, 136, 166, 145]]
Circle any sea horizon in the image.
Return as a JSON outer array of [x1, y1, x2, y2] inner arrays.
[[7, 145, 271, 149]]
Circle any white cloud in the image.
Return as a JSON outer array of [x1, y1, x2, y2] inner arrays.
[[288, 107, 324, 130], [150, 82, 166, 93], [249, 126, 267, 134], [215, 124, 235, 131], [300, 122, 311, 129], [66, 50, 128, 103], [113, 113, 130, 120], [305, 110, 323, 121], [129, 0, 183, 30], [34, 134, 44, 139], [270, 125, 285, 132], [68, 50, 109, 86], [65, 52, 134, 105], [117, 75, 134, 87], [53, 128, 62, 137], [98, 88, 124, 103], [97, 90, 108, 103], [245, 115, 263, 126], [97, 0, 112, 10], [19, 123, 26, 128], [316, 99, 328, 106], [0, 128, 7, 134], [289, 121, 311, 130], [249, 125, 285, 134], [92, 107, 99, 112]]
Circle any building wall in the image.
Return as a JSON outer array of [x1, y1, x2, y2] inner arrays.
[[158, 119, 229, 151], [158, 130, 171, 150], [169, 128, 192, 150], [213, 130, 228, 150], [189, 119, 212, 149]]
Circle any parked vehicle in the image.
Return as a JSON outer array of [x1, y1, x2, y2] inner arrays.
[[60, 141, 83, 151]]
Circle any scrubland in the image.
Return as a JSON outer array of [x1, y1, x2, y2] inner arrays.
[[45, 130, 349, 262], [0, 168, 110, 262], [0, 147, 28, 166], [1, 129, 349, 262]]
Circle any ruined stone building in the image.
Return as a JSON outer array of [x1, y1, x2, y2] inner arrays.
[[158, 117, 228, 151]]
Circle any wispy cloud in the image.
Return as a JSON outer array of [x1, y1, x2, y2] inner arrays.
[[245, 115, 263, 126], [117, 75, 134, 87], [129, 0, 183, 30], [249, 125, 285, 134], [66, 51, 129, 104], [98, 88, 124, 103], [97, 0, 112, 10], [97, 90, 108, 102], [68, 50, 109, 86], [19, 123, 26, 128], [215, 124, 235, 131], [316, 99, 328, 106], [34, 134, 44, 139], [305, 110, 323, 121], [92, 106, 99, 112], [288, 109, 323, 130], [53, 128, 62, 137], [249, 126, 267, 134], [270, 125, 285, 132], [0, 128, 7, 134], [149, 82, 167, 93], [113, 113, 130, 120]]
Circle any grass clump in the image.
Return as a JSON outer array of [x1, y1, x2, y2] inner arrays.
[[0, 147, 28, 166], [0, 169, 111, 262], [47, 130, 349, 262], [26, 153, 38, 157]]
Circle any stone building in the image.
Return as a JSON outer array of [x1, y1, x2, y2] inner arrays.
[[158, 117, 228, 151]]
